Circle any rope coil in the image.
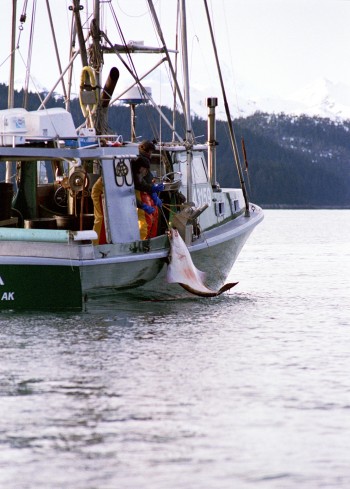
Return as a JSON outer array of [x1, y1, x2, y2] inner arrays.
[[79, 66, 99, 119]]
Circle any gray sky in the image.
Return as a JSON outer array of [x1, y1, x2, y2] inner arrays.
[[1, 0, 350, 113]]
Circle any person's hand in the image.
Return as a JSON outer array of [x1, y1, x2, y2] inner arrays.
[[151, 183, 164, 193], [153, 195, 162, 208], [141, 203, 155, 214]]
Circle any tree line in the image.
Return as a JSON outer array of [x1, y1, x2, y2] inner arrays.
[[1, 83, 349, 207]]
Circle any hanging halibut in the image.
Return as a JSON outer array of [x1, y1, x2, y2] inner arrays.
[[167, 228, 238, 297]]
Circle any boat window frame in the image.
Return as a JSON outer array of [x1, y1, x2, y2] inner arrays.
[[172, 150, 208, 186]]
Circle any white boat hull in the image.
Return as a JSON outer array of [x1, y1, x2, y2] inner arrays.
[[0, 205, 262, 310], [81, 204, 263, 301]]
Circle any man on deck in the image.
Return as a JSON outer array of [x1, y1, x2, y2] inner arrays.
[[132, 140, 164, 240]]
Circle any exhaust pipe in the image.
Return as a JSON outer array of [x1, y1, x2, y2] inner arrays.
[[101, 67, 120, 108], [207, 97, 219, 190]]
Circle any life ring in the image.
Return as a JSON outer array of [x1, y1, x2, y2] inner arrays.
[[79, 66, 98, 118]]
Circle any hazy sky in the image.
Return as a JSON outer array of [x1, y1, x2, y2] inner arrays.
[[1, 0, 350, 113]]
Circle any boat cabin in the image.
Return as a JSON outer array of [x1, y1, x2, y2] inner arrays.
[[0, 108, 219, 245]]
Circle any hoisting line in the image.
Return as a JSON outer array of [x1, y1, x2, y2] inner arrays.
[[203, 0, 250, 216]]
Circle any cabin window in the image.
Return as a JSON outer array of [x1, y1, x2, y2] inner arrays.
[[173, 152, 208, 185], [214, 201, 225, 216], [149, 154, 163, 179], [150, 152, 172, 180], [37, 161, 54, 184], [192, 154, 208, 184]]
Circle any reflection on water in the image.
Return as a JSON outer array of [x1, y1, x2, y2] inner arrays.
[[0, 211, 350, 489]]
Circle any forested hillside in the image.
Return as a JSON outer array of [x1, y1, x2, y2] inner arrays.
[[1, 83, 349, 207]]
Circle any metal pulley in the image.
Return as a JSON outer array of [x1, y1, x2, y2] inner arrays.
[[69, 170, 89, 193]]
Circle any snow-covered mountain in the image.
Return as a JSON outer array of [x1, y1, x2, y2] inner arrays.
[[190, 78, 350, 122], [266, 78, 350, 121], [5, 75, 350, 122]]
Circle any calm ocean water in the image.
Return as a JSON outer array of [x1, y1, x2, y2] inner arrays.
[[0, 210, 349, 489]]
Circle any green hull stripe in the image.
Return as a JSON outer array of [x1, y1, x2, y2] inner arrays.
[[0, 265, 82, 311]]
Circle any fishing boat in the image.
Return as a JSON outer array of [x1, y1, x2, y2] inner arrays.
[[0, 0, 263, 311]]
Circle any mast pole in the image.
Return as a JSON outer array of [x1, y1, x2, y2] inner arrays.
[[179, 0, 193, 203], [71, 0, 88, 67], [6, 0, 17, 183], [8, 0, 17, 110], [93, 0, 101, 89], [179, 0, 193, 144], [172, 2, 180, 142], [92, 0, 109, 134], [147, 0, 193, 201]]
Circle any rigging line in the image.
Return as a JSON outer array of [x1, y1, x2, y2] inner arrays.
[[185, 2, 214, 103], [103, 5, 181, 141], [21, 0, 30, 17], [0, 169, 17, 184], [150, 2, 180, 143], [116, 0, 153, 18], [45, 0, 68, 103], [159, 205, 170, 230], [101, 31, 182, 140], [17, 49, 46, 107], [134, 2, 164, 139], [0, 52, 16, 71], [150, 0, 163, 144], [148, 0, 187, 120], [189, 34, 199, 83], [108, 2, 139, 81], [152, 3, 180, 139], [152, 1, 186, 142], [145, 101, 161, 142], [109, 1, 161, 139], [221, 0, 242, 119], [23, 0, 37, 109], [109, 61, 185, 143], [149, 0, 187, 141], [110, 2, 184, 141], [16, 0, 29, 48], [105, 4, 159, 139], [203, 0, 250, 216], [172, 0, 180, 142], [38, 49, 81, 110]]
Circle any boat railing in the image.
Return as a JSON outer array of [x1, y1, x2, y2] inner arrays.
[[0, 132, 126, 150]]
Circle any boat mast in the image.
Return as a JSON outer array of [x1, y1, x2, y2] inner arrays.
[[6, 0, 17, 184], [93, 0, 101, 87], [148, 0, 193, 201], [8, 0, 16, 110], [92, 0, 106, 134], [179, 0, 194, 203], [71, 0, 88, 67]]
